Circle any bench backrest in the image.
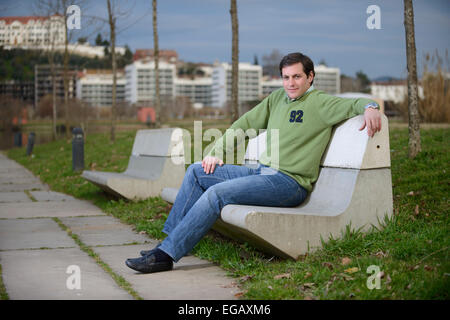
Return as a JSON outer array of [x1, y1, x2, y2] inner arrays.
[[244, 114, 390, 169], [131, 128, 184, 157]]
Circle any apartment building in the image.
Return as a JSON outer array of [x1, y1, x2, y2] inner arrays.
[[212, 62, 262, 108], [34, 65, 77, 109], [125, 59, 176, 104], [76, 70, 126, 107], [175, 77, 212, 107], [261, 77, 283, 97], [0, 15, 65, 48], [313, 64, 340, 94]]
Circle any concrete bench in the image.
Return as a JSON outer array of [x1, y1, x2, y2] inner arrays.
[[82, 128, 186, 201], [161, 115, 393, 260]]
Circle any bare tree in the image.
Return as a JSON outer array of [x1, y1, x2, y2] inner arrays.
[[230, 0, 239, 122], [106, 0, 118, 141], [152, 0, 161, 127], [262, 49, 283, 78], [100, 1, 150, 141], [403, 0, 421, 158]]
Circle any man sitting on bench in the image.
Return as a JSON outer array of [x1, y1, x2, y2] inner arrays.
[[125, 52, 382, 273]]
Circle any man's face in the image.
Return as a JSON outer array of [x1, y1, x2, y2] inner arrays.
[[282, 62, 314, 100]]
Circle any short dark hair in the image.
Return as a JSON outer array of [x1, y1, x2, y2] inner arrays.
[[279, 52, 315, 85]]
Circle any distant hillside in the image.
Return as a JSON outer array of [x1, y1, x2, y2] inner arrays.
[[372, 76, 403, 83], [0, 47, 132, 82]]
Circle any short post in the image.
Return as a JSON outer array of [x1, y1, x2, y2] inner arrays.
[[72, 127, 84, 171], [26, 132, 35, 156]]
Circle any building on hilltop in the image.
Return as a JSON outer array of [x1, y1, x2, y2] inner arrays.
[[0, 15, 65, 48]]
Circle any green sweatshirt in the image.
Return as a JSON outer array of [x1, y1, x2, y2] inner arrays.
[[208, 88, 378, 192]]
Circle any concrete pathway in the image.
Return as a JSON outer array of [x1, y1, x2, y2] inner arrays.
[[0, 153, 239, 300]]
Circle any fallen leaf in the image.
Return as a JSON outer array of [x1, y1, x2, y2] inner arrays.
[[344, 267, 360, 274], [375, 251, 388, 258], [221, 282, 237, 288], [239, 275, 254, 283], [407, 191, 415, 196], [385, 274, 392, 284], [304, 272, 312, 279], [234, 291, 247, 298], [138, 231, 146, 235], [267, 286, 273, 290], [304, 295, 317, 300], [414, 205, 420, 216], [322, 262, 334, 270], [303, 282, 315, 288], [424, 265, 433, 271], [341, 257, 352, 266], [274, 273, 291, 280]]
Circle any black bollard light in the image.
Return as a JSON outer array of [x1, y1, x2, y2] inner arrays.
[[13, 132, 22, 147], [72, 127, 84, 171], [26, 132, 35, 156]]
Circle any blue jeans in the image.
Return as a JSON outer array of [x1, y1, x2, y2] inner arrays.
[[159, 163, 308, 262]]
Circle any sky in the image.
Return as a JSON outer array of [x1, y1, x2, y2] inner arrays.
[[2, 0, 449, 80]]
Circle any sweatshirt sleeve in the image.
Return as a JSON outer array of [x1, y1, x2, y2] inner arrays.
[[206, 94, 272, 159], [315, 91, 379, 126]]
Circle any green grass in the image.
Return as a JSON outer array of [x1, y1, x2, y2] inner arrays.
[[6, 125, 450, 300]]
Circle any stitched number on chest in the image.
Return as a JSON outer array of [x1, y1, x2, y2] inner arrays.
[[289, 110, 303, 123]]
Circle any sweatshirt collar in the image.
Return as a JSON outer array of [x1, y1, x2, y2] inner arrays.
[[286, 85, 315, 103]]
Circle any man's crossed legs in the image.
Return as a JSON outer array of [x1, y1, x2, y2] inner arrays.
[[125, 163, 307, 273]]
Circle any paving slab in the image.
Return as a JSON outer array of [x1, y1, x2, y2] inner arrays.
[[0, 177, 43, 185], [0, 201, 105, 219], [60, 216, 152, 246], [0, 248, 134, 300], [30, 191, 78, 202], [0, 191, 32, 203], [94, 244, 239, 300], [0, 218, 76, 250], [0, 183, 48, 192]]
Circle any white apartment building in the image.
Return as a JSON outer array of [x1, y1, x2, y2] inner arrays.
[[76, 71, 126, 107], [0, 15, 65, 48], [262, 77, 283, 96], [125, 60, 176, 104], [212, 62, 262, 108], [370, 81, 424, 104], [314, 64, 340, 94], [175, 77, 212, 107]]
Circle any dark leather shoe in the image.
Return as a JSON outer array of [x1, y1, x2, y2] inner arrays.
[[125, 253, 173, 274], [140, 243, 161, 256]]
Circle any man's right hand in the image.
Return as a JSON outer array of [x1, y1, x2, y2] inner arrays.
[[201, 156, 224, 174]]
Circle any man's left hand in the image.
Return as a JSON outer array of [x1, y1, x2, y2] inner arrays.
[[359, 108, 382, 137]]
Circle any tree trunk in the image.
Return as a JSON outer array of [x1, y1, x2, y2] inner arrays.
[[230, 0, 239, 122], [51, 61, 57, 141], [403, 0, 421, 158], [107, 0, 116, 142], [63, 6, 70, 139], [152, 0, 161, 127]]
